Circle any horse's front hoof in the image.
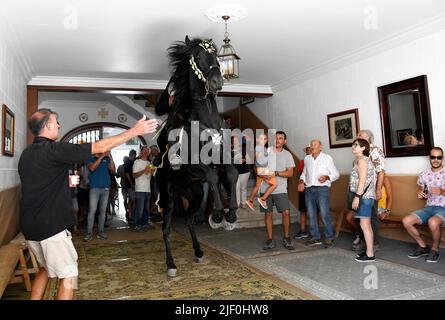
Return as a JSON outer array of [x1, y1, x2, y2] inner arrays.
[[222, 219, 236, 231], [167, 268, 177, 277], [208, 214, 223, 229], [195, 256, 204, 263], [225, 209, 238, 224]]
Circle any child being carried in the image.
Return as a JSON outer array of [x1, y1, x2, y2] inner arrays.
[[247, 134, 277, 210]]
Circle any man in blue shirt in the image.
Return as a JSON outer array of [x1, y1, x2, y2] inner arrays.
[[84, 151, 116, 241]]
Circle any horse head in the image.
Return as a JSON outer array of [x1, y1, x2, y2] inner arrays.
[[168, 36, 224, 101], [186, 36, 223, 97]]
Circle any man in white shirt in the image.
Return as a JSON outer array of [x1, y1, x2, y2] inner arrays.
[[260, 131, 296, 251], [132, 146, 154, 231], [298, 139, 339, 247]]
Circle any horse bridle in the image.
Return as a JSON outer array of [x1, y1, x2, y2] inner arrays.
[[189, 55, 221, 84], [189, 40, 222, 98]]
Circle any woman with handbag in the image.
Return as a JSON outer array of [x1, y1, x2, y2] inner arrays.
[[349, 138, 377, 262]]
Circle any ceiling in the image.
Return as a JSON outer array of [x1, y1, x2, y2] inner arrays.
[[4, 0, 445, 89]]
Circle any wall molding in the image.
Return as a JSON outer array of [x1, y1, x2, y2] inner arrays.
[[28, 76, 273, 95], [272, 13, 445, 92]]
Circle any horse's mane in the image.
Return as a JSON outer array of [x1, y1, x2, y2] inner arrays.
[[167, 37, 205, 110]]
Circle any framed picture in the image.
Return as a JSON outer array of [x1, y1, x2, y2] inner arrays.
[[240, 96, 254, 105], [2, 104, 15, 157], [327, 108, 360, 148], [396, 128, 413, 146]]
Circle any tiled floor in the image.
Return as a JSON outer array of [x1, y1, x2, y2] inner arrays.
[[174, 218, 445, 299], [3, 210, 445, 300]]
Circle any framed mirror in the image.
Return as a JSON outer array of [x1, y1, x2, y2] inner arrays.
[[378, 75, 433, 157]]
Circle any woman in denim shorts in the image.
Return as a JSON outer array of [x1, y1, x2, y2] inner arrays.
[[349, 138, 377, 262]]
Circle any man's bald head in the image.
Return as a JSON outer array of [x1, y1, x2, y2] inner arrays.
[[310, 139, 323, 154], [28, 108, 59, 137]]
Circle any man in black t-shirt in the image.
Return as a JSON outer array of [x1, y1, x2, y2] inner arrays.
[[18, 108, 158, 300]]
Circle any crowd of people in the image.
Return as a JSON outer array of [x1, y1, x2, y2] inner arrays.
[[69, 144, 162, 242], [18, 108, 445, 300]]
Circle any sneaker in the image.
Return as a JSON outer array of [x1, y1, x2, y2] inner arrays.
[[263, 238, 276, 250], [355, 254, 376, 262], [132, 226, 143, 232], [426, 250, 440, 263], [283, 237, 295, 250], [246, 199, 255, 210], [83, 233, 93, 242], [324, 239, 334, 248], [97, 232, 108, 240], [352, 234, 361, 245], [355, 251, 367, 258], [257, 198, 268, 210], [408, 245, 429, 259], [306, 238, 322, 246], [293, 231, 309, 240]]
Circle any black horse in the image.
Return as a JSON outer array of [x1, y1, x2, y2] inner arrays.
[[154, 36, 239, 277]]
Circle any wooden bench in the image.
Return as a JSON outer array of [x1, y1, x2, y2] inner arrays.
[[0, 233, 39, 298], [332, 175, 445, 242], [0, 244, 20, 297]]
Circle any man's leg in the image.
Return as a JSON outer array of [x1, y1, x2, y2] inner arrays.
[[30, 268, 48, 300], [122, 188, 129, 216], [86, 189, 100, 235], [282, 209, 290, 238], [97, 188, 109, 234], [305, 188, 321, 240], [143, 192, 151, 225], [239, 172, 250, 206], [134, 192, 145, 227], [402, 214, 427, 248], [428, 216, 443, 251], [371, 201, 381, 245], [265, 212, 273, 239], [39, 230, 78, 301], [57, 278, 75, 300], [318, 187, 334, 241]]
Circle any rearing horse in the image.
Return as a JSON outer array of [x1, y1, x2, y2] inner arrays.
[[154, 36, 239, 277]]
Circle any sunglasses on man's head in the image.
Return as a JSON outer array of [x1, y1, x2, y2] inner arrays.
[[430, 155, 443, 160]]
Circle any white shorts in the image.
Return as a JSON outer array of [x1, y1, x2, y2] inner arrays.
[[27, 229, 78, 289]]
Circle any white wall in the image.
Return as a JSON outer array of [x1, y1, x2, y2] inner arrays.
[[0, 17, 31, 191], [248, 29, 445, 174], [38, 100, 158, 145]]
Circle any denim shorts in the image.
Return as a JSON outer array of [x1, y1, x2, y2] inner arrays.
[[354, 198, 375, 219], [413, 206, 445, 225]]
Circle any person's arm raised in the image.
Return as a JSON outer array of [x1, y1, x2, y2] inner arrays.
[[92, 116, 158, 154]]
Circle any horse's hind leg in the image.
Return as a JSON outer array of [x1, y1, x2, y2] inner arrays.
[[162, 186, 177, 277]]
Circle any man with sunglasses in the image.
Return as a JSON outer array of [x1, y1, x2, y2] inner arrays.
[[402, 147, 445, 263]]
